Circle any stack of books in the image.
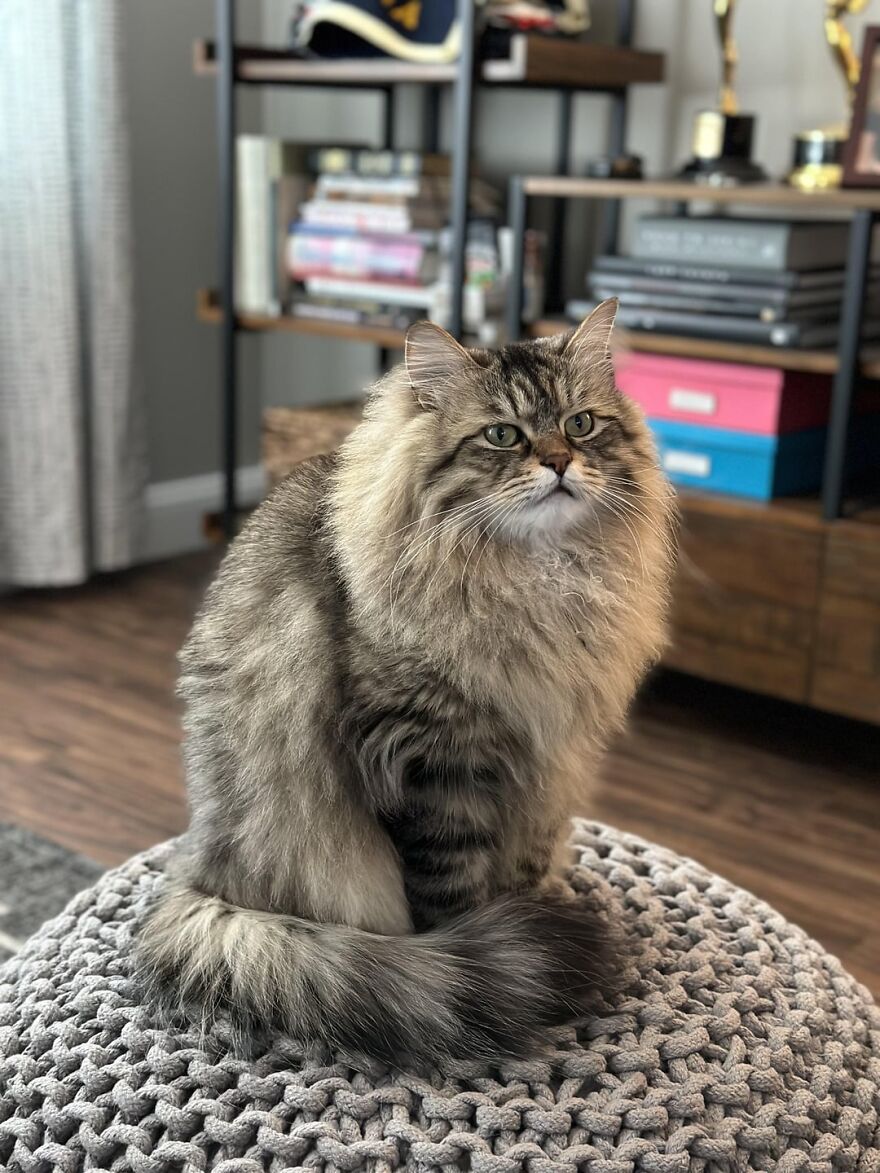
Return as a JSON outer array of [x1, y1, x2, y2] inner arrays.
[[573, 215, 880, 349], [286, 148, 503, 334]]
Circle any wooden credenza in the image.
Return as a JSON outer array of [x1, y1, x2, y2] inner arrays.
[[670, 494, 880, 723]]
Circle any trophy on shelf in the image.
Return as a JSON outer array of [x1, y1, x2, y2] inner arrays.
[[789, 1, 870, 190], [679, 0, 767, 186]]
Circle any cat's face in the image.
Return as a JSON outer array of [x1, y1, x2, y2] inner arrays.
[[404, 301, 665, 547]]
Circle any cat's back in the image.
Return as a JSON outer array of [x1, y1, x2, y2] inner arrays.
[[182, 454, 338, 663], [243, 453, 335, 566]]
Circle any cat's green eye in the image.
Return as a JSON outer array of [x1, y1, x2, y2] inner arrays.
[[484, 423, 521, 448], [564, 411, 594, 438]]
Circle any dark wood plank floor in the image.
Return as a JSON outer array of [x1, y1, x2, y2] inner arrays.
[[1, 553, 878, 995]]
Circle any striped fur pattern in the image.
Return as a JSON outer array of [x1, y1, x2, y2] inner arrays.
[[137, 301, 678, 1066]]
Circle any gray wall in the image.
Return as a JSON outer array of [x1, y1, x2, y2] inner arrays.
[[122, 0, 261, 483], [127, 0, 875, 486]]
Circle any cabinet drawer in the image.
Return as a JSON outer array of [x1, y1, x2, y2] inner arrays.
[[811, 520, 880, 723], [664, 500, 823, 701]]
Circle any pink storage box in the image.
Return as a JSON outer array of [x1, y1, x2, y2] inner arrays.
[[615, 352, 831, 435]]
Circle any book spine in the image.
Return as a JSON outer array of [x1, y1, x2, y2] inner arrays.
[[290, 231, 424, 251], [305, 276, 437, 308], [588, 270, 792, 306], [590, 285, 776, 320], [292, 263, 426, 284], [594, 256, 803, 289], [308, 147, 426, 178], [615, 305, 780, 344], [632, 222, 789, 271], [235, 137, 273, 314], [315, 175, 421, 199], [300, 201, 414, 233]]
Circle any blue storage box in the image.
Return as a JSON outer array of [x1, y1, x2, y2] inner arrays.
[[648, 418, 826, 501]]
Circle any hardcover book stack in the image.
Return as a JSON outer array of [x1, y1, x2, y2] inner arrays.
[[559, 213, 880, 501], [286, 147, 505, 335], [576, 214, 880, 350]]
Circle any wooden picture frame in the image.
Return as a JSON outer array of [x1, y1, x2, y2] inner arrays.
[[843, 25, 880, 187]]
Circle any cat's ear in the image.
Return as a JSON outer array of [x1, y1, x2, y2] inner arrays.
[[405, 320, 476, 409], [563, 297, 618, 365]]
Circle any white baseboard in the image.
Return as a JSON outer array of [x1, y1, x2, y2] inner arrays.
[[141, 464, 266, 562]]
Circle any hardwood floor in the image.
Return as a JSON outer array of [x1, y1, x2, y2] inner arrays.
[[1, 552, 878, 995]]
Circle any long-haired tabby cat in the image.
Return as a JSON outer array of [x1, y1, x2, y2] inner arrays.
[[138, 300, 677, 1066]]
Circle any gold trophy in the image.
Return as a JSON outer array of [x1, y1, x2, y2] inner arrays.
[[789, 1, 870, 190], [679, 0, 766, 185]]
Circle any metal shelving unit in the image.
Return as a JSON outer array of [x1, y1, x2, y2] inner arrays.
[[202, 0, 664, 536], [506, 175, 880, 521]]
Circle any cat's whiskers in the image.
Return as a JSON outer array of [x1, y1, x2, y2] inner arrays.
[[468, 497, 523, 584], [601, 473, 677, 505], [600, 485, 678, 563], [389, 494, 509, 589], [600, 479, 680, 542], [386, 492, 513, 627], [603, 490, 675, 581], [385, 487, 512, 539], [384, 489, 509, 600], [599, 494, 649, 582], [457, 494, 522, 596], [419, 493, 518, 603], [600, 486, 659, 532]]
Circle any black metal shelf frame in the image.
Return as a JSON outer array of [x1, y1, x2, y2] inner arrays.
[[506, 181, 877, 522], [211, 0, 638, 537]]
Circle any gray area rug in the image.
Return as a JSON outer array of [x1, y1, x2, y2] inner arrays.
[[0, 824, 104, 963]]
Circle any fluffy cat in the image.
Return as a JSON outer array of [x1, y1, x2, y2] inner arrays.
[[137, 300, 678, 1066]]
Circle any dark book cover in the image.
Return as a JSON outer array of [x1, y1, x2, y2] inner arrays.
[[632, 216, 850, 272], [592, 253, 860, 290], [611, 303, 880, 348], [590, 277, 880, 320], [587, 283, 867, 323]]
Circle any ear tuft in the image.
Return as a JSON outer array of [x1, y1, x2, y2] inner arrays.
[[563, 297, 618, 365], [405, 320, 475, 409]]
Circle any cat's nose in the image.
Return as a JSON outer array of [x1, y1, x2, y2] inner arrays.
[[540, 450, 571, 477]]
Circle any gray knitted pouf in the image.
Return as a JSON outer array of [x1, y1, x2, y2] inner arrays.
[[1, 822, 878, 1173]]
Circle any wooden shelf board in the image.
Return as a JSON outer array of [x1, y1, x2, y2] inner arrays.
[[480, 34, 663, 88], [528, 319, 858, 374], [201, 292, 880, 376], [193, 40, 457, 85], [197, 289, 406, 348], [519, 175, 880, 212], [194, 37, 663, 91]]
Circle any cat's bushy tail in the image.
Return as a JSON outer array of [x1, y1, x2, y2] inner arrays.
[[137, 879, 619, 1066]]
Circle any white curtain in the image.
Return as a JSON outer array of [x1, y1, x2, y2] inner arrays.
[[0, 0, 145, 586]]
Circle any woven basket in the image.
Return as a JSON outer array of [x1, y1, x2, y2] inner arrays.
[[263, 404, 362, 488], [260, 403, 363, 485], [261, 403, 361, 485]]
